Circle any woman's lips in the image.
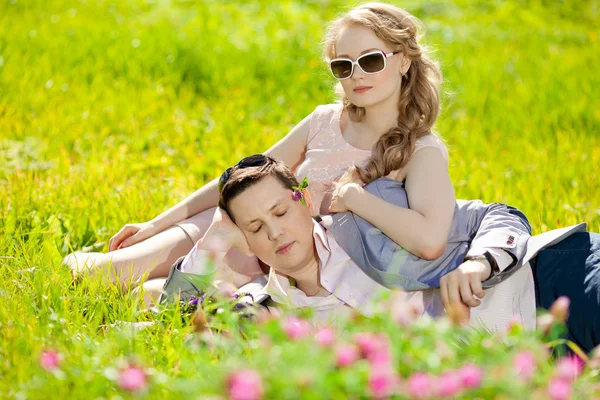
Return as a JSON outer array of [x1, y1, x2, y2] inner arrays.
[[353, 86, 372, 94], [276, 242, 295, 255]]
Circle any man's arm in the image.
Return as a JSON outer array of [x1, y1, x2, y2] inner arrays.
[[440, 203, 532, 311]]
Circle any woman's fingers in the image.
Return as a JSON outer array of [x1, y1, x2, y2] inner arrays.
[[109, 226, 133, 251]]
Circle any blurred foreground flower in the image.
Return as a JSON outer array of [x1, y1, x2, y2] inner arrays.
[[547, 377, 572, 400], [118, 364, 148, 393], [335, 344, 359, 368], [389, 291, 421, 326], [315, 327, 336, 348], [549, 296, 570, 324], [514, 351, 537, 381], [458, 364, 483, 389], [436, 371, 462, 398], [555, 356, 584, 381], [369, 369, 400, 399], [407, 372, 434, 399], [282, 316, 312, 340], [353, 332, 379, 359], [39, 349, 61, 371], [589, 346, 600, 370], [227, 369, 263, 400]]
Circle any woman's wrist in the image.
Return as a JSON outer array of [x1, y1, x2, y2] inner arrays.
[[342, 183, 365, 212]]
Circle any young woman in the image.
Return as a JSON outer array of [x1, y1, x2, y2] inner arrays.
[[64, 2, 455, 289]]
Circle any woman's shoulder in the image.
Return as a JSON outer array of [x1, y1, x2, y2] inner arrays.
[[413, 134, 449, 162], [307, 103, 343, 145]]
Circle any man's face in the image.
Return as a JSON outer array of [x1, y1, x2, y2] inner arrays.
[[228, 176, 316, 274]]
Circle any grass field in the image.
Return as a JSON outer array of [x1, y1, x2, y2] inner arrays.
[[1, 0, 600, 398]]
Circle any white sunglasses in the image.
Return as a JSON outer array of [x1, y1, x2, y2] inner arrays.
[[328, 50, 400, 80]]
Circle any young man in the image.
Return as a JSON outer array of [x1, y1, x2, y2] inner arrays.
[[159, 155, 600, 352]]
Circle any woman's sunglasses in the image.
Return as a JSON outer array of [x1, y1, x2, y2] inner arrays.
[[329, 50, 400, 80], [218, 154, 274, 193]]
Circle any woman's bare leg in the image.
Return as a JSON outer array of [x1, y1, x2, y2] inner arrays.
[[63, 225, 194, 286], [63, 207, 265, 289]]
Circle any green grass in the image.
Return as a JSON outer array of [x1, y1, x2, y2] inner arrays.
[[1, 0, 600, 398]]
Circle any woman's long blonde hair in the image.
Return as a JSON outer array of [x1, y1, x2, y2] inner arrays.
[[324, 2, 442, 184]]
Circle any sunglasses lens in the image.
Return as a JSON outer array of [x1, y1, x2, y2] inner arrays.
[[330, 60, 353, 79], [218, 154, 270, 192], [218, 168, 232, 192], [358, 53, 385, 73], [238, 154, 268, 168]]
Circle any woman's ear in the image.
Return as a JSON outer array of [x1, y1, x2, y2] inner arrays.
[[400, 54, 411, 76]]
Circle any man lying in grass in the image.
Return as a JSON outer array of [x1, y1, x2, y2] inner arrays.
[[149, 154, 600, 353]]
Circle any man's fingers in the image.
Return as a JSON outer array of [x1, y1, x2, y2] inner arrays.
[[447, 276, 464, 310], [459, 279, 480, 307], [471, 276, 485, 299], [440, 276, 449, 310]]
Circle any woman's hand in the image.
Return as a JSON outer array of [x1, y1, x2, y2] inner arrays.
[[328, 182, 363, 213], [108, 222, 158, 251], [200, 208, 253, 256]]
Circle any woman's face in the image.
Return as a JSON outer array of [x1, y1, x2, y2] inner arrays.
[[334, 24, 407, 109]]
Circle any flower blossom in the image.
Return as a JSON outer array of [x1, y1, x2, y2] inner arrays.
[[227, 369, 263, 400], [39, 349, 61, 371], [118, 364, 148, 392]]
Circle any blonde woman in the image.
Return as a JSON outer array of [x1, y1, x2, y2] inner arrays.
[[64, 2, 455, 289]]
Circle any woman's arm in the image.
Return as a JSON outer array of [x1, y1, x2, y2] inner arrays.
[[332, 148, 455, 260], [151, 114, 312, 230], [109, 113, 312, 250]]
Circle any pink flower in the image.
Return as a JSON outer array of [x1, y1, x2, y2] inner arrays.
[[459, 364, 483, 389], [315, 327, 336, 348], [514, 351, 537, 381], [353, 332, 378, 357], [436, 371, 462, 398], [548, 378, 572, 400], [556, 356, 584, 381], [407, 372, 434, 399], [227, 369, 263, 400], [369, 370, 400, 399], [39, 350, 61, 371], [281, 316, 312, 340], [335, 344, 359, 368], [358, 334, 392, 367], [389, 291, 423, 326], [549, 296, 570, 323], [354, 332, 392, 363], [118, 365, 147, 392], [507, 315, 523, 331]]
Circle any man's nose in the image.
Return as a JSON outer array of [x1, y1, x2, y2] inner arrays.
[[267, 222, 283, 241]]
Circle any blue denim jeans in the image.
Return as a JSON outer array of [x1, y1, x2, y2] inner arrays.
[[533, 232, 600, 353]]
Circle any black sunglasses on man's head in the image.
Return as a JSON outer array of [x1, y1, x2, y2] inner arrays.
[[218, 154, 274, 193]]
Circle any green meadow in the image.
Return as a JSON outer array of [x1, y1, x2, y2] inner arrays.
[[1, 0, 599, 398]]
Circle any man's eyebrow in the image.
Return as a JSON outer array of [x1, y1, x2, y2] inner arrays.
[[335, 48, 380, 59], [244, 199, 286, 227]]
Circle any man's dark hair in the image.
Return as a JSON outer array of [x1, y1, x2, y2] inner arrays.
[[218, 155, 299, 221]]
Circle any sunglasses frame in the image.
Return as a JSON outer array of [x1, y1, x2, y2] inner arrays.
[[328, 50, 400, 80], [218, 154, 274, 193]]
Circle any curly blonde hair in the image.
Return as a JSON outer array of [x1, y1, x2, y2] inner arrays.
[[323, 2, 442, 184]]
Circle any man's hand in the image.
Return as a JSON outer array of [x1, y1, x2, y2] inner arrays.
[[440, 260, 491, 311], [200, 208, 253, 256]]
